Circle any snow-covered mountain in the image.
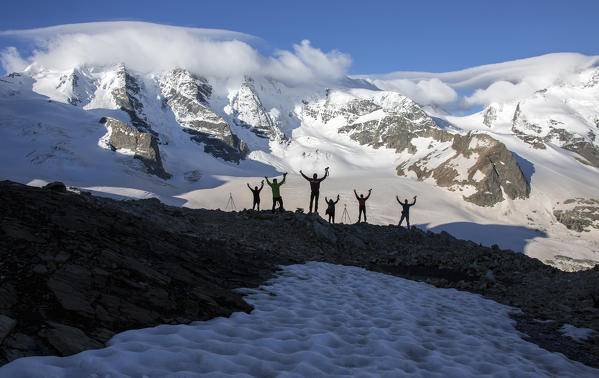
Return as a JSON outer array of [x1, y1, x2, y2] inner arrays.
[[1, 23, 598, 270]]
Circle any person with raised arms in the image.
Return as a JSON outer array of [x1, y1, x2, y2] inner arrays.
[[397, 195, 417, 229], [354, 188, 372, 223], [246, 180, 264, 211], [324, 194, 340, 223], [299, 167, 329, 213], [265, 173, 287, 213]]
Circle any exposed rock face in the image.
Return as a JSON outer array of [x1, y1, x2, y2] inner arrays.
[[1, 181, 599, 368], [511, 103, 546, 149], [401, 132, 530, 206], [159, 69, 248, 162], [482, 106, 497, 128], [110, 65, 153, 133], [554, 198, 599, 232], [227, 78, 285, 141], [512, 102, 599, 167], [310, 95, 530, 206], [99, 117, 171, 179]]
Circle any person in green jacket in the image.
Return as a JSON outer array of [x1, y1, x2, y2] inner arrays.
[[265, 172, 287, 213]]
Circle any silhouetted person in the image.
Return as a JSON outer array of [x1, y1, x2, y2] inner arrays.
[[354, 189, 371, 223], [397, 195, 417, 229], [265, 173, 287, 213], [246, 180, 264, 210], [300, 167, 329, 213], [324, 194, 340, 223]]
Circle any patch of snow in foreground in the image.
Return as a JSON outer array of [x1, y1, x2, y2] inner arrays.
[[1, 262, 597, 377]]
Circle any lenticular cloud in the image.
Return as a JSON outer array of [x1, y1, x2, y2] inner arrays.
[[362, 53, 599, 109], [0, 21, 351, 85]]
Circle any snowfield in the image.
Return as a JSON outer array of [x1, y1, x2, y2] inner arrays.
[[1, 262, 597, 377]]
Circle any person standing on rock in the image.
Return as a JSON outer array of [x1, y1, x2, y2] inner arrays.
[[324, 194, 340, 223], [354, 189, 371, 223], [397, 195, 417, 229], [246, 180, 264, 211], [300, 167, 329, 213], [265, 173, 287, 213]]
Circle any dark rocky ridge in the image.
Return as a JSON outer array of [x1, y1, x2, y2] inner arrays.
[[1, 181, 599, 368]]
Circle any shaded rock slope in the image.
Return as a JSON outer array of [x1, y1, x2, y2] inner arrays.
[[1, 180, 599, 368]]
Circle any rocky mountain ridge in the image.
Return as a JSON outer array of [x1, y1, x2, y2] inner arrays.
[[1, 62, 598, 214], [302, 94, 530, 206]]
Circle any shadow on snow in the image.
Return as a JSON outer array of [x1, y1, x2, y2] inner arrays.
[[419, 222, 547, 253]]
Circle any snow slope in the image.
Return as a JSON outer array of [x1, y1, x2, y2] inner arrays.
[[1, 262, 596, 377]]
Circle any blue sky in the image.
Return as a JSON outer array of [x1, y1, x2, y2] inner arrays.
[[1, 0, 598, 75]]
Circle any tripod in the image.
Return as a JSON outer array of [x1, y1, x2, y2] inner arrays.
[[341, 203, 351, 224], [225, 192, 237, 211]]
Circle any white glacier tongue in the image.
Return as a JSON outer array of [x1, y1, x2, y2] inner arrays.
[[1, 262, 596, 377]]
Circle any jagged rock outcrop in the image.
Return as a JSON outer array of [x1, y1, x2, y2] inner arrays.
[[55, 68, 97, 107], [227, 78, 285, 141], [1, 181, 599, 368], [99, 117, 170, 179], [308, 95, 529, 206], [482, 106, 497, 128], [511, 101, 599, 168], [554, 198, 599, 232], [398, 132, 530, 206], [159, 68, 248, 162], [109, 65, 154, 134]]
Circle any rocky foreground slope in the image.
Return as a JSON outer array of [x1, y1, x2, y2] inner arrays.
[[1, 180, 599, 368]]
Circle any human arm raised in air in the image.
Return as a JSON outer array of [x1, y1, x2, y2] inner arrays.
[[318, 167, 329, 182], [354, 189, 359, 200], [280, 173, 287, 185], [247, 183, 252, 191], [299, 170, 310, 181], [264, 177, 271, 186], [259, 181, 264, 191], [334, 194, 340, 204], [396, 195, 401, 204], [365, 189, 372, 200], [411, 195, 417, 205]]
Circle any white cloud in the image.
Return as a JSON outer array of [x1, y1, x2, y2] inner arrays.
[[0, 47, 28, 73], [464, 80, 535, 107], [371, 77, 457, 106], [0, 22, 350, 86], [359, 53, 599, 109]]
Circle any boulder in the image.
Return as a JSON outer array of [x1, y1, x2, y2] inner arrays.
[[39, 322, 103, 356], [43, 181, 66, 192], [0, 315, 16, 345]]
